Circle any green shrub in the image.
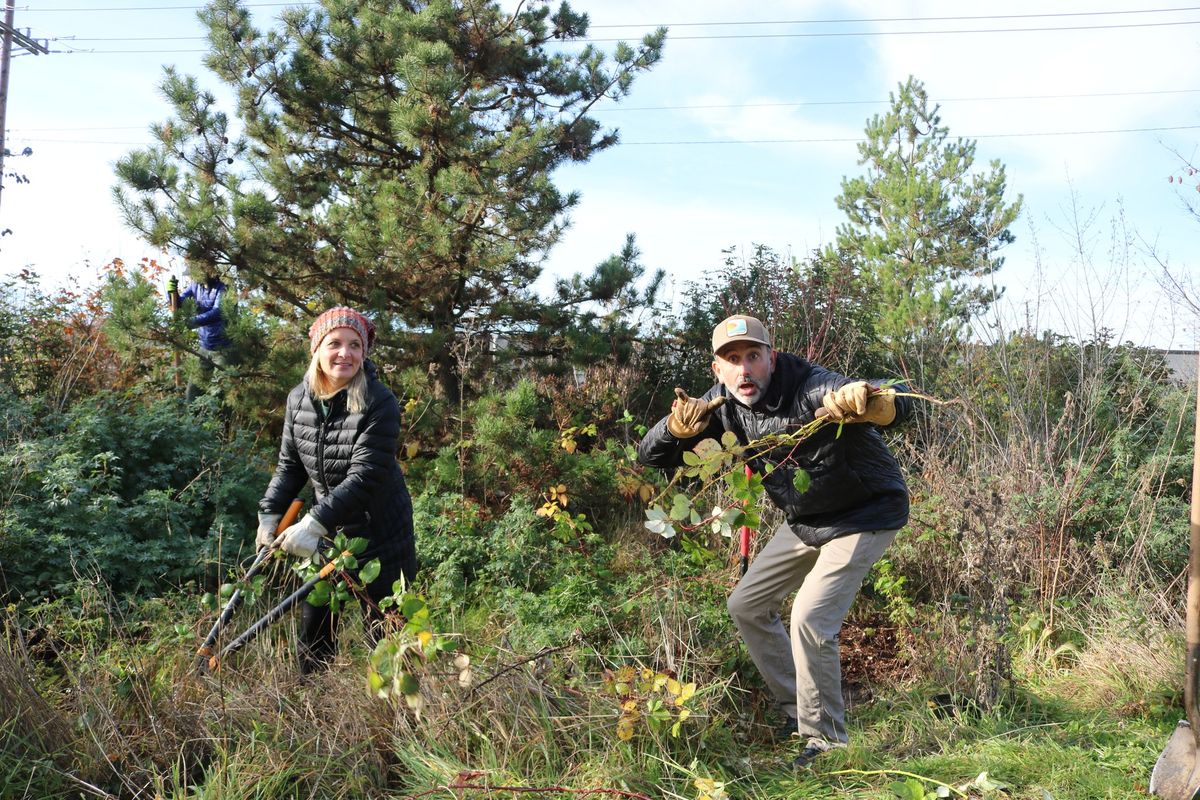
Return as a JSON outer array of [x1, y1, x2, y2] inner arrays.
[[0, 391, 268, 600]]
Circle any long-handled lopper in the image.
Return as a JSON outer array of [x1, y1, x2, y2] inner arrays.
[[203, 544, 356, 674], [194, 498, 303, 672]]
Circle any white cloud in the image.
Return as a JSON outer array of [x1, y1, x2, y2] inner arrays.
[[845, 0, 1200, 181]]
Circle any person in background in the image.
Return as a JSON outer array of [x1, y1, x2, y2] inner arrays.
[[637, 314, 913, 769], [168, 269, 236, 402], [257, 306, 418, 673]]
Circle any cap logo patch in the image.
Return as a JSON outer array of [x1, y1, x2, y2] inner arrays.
[[727, 319, 748, 336]]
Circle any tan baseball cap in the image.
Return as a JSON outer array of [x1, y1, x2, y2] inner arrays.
[[712, 314, 772, 355]]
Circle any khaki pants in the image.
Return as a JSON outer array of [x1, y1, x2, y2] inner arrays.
[[727, 522, 897, 745]]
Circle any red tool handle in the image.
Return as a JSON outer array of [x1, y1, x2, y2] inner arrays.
[[276, 498, 304, 538]]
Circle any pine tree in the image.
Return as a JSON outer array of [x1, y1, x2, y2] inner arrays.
[[831, 76, 1022, 357], [114, 0, 665, 401]]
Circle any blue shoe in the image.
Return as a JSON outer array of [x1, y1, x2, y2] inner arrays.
[[792, 745, 823, 768]]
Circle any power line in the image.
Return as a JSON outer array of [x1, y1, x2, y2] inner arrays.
[[10, 87, 1200, 133], [599, 88, 1200, 113], [4, 136, 146, 144], [6, 124, 146, 131], [16, 2, 1199, 21], [56, 36, 207, 41], [587, 6, 1200, 28], [16, 1, 315, 11], [48, 48, 207, 53], [45, 17, 1200, 52], [43, 3, 1200, 37], [621, 124, 1200, 146], [586, 19, 1200, 42], [12, 123, 1200, 148]]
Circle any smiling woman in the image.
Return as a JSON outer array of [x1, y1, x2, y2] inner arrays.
[[256, 305, 418, 674], [306, 306, 372, 413]]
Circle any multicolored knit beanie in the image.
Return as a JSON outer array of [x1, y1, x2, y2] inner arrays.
[[308, 306, 376, 354]]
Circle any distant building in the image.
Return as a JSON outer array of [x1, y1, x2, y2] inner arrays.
[[1160, 350, 1199, 386]]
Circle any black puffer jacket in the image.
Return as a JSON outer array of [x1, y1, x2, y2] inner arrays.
[[259, 361, 416, 580], [638, 352, 912, 546]]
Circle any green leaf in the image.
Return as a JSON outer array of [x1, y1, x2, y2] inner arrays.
[[792, 469, 811, 493], [682, 450, 701, 466], [360, 558, 381, 584], [346, 537, 369, 554], [694, 438, 723, 459], [306, 580, 331, 607], [720, 431, 739, 449], [669, 493, 691, 521], [888, 779, 927, 800], [401, 596, 427, 618]]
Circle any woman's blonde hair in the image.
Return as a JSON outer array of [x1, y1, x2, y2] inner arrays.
[[306, 351, 368, 414]]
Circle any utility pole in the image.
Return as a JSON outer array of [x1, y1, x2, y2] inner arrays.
[[0, 0, 48, 218]]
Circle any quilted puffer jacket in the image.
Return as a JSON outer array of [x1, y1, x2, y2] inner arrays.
[[259, 361, 416, 581], [179, 278, 233, 351], [637, 352, 912, 546]]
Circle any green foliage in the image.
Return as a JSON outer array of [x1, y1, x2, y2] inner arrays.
[[424, 379, 626, 530], [114, 0, 666, 403], [99, 266, 302, 429], [292, 531, 374, 614], [643, 244, 888, 414], [872, 557, 916, 631], [416, 492, 605, 613], [831, 76, 1021, 358], [368, 586, 459, 715], [604, 664, 698, 741], [0, 392, 266, 599]]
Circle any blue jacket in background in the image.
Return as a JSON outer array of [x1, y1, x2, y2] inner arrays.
[[180, 278, 233, 351]]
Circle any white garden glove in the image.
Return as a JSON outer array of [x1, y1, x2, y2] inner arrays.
[[279, 514, 328, 558], [256, 512, 283, 549], [821, 381, 897, 425]]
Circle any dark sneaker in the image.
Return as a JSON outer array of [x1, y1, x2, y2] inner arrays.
[[792, 745, 823, 768], [772, 716, 799, 742]]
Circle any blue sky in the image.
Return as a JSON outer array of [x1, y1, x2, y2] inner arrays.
[[2, 0, 1197, 349]]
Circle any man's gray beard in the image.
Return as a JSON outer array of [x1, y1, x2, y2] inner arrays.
[[729, 389, 761, 407]]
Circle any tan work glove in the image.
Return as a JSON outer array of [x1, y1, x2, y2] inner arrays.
[[667, 387, 726, 438], [821, 381, 896, 425]]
